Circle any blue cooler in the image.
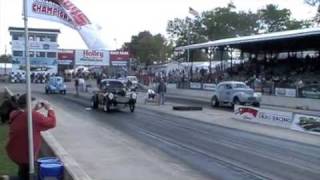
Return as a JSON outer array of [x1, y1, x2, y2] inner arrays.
[[37, 157, 63, 180], [39, 163, 64, 180]]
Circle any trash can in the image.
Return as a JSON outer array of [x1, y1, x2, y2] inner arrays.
[[37, 157, 63, 180], [39, 163, 64, 180]]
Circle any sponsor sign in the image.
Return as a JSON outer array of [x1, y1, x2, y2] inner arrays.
[[75, 50, 109, 66], [11, 41, 59, 51], [11, 64, 57, 75], [27, 0, 89, 29], [58, 50, 74, 65], [190, 82, 201, 89], [291, 114, 320, 135], [275, 88, 286, 96], [275, 88, 296, 97], [234, 105, 293, 128], [112, 61, 128, 67], [203, 83, 216, 91], [12, 57, 57, 66], [27, 0, 106, 49], [110, 51, 130, 61]]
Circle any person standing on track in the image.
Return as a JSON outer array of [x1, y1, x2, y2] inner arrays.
[[157, 79, 167, 105], [75, 77, 79, 96]]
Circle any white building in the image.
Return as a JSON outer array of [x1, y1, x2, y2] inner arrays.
[[9, 27, 60, 76]]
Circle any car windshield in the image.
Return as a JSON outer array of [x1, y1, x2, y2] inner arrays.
[[102, 81, 124, 88], [233, 83, 249, 89]]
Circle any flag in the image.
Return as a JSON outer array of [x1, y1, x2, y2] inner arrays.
[[26, 0, 107, 50], [189, 7, 199, 17]]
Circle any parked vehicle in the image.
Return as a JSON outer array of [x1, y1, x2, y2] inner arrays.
[[91, 79, 137, 112], [211, 81, 261, 108], [45, 76, 67, 94], [118, 76, 139, 90]]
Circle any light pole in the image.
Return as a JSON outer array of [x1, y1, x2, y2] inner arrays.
[[23, 0, 35, 179]]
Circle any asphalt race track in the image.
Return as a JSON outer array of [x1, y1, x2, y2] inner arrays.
[[5, 83, 320, 180]]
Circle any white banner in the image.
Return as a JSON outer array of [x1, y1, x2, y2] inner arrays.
[[203, 83, 216, 91], [11, 41, 58, 51], [27, 0, 107, 49], [190, 82, 201, 89], [234, 105, 293, 128], [291, 114, 320, 135], [275, 88, 296, 97], [75, 50, 109, 66]]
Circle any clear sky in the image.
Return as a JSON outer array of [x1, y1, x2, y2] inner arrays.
[[0, 0, 317, 54]]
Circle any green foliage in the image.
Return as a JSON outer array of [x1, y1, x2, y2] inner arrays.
[[0, 125, 18, 175], [167, 3, 312, 46], [124, 31, 172, 65], [201, 4, 259, 40], [0, 55, 12, 63], [305, 0, 320, 6], [258, 4, 310, 32], [305, 0, 320, 23]]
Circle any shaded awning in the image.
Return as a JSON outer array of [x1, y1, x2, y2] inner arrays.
[[176, 27, 320, 53]]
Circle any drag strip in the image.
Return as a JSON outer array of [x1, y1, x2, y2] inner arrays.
[[31, 89, 320, 180]]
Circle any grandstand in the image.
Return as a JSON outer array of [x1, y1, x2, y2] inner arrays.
[[175, 27, 320, 91]]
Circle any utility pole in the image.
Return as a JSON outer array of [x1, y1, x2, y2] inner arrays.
[[23, 0, 35, 179]]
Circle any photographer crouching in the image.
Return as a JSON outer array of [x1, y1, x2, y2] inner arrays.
[[5, 94, 56, 180]]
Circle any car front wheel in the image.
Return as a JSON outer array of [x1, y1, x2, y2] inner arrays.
[[211, 96, 219, 107]]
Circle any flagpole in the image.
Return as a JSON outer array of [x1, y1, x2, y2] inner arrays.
[[23, 0, 35, 178]]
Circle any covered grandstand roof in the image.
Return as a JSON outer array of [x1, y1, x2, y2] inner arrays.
[[176, 27, 320, 53]]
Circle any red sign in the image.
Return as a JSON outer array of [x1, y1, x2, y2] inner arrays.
[[110, 51, 130, 61], [58, 50, 74, 65]]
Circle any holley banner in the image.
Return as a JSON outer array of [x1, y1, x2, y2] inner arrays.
[[27, 0, 107, 49]]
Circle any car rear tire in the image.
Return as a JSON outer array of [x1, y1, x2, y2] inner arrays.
[[253, 102, 260, 107], [211, 96, 219, 107], [45, 89, 49, 94], [232, 97, 241, 108]]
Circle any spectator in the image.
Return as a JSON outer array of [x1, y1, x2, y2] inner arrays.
[[0, 94, 19, 124], [6, 94, 56, 180], [157, 79, 167, 105], [296, 79, 304, 97], [75, 77, 79, 96]]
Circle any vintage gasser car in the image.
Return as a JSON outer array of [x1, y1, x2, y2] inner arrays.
[[91, 79, 137, 112], [211, 81, 261, 108]]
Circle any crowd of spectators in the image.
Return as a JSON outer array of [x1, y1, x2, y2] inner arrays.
[[135, 54, 320, 95]]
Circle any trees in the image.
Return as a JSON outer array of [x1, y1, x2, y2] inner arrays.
[[0, 54, 12, 75], [124, 31, 172, 66], [201, 3, 259, 40], [305, 0, 320, 23], [258, 4, 311, 33], [167, 3, 312, 46], [167, 17, 207, 47]]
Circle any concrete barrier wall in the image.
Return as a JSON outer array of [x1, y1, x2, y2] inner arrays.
[[40, 134, 75, 180], [40, 132, 92, 180]]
